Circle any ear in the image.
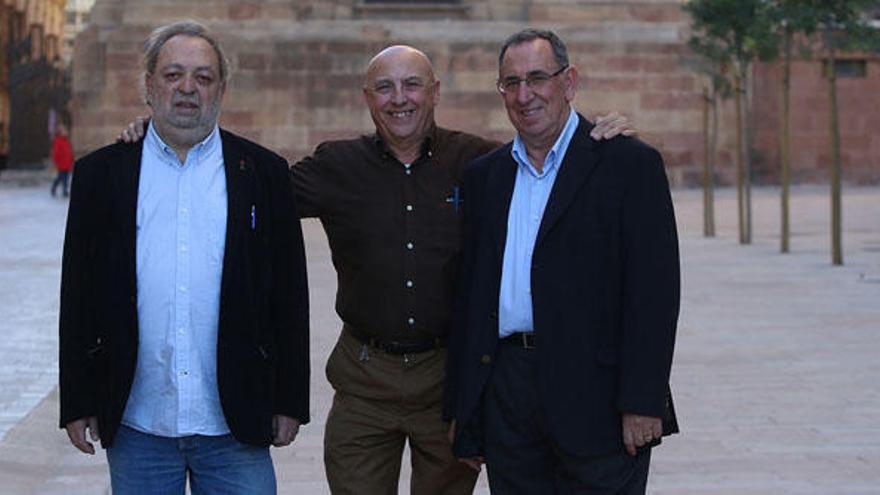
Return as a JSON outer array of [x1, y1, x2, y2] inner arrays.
[[365, 84, 377, 106], [563, 66, 579, 103], [431, 79, 440, 105], [218, 79, 227, 101], [144, 73, 154, 104]]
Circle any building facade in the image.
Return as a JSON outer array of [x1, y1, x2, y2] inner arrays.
[[69, 0, 879, 185], [1, 0, 68, 169], [62, 0, 95, 64]]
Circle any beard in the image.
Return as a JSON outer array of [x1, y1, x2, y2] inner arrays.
[[149, 91, 222, 148]]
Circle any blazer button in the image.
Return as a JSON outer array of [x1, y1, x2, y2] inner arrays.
[[130, 295, 136, 304], [480, 354, 491, 365], [488, 311, 497, 321]]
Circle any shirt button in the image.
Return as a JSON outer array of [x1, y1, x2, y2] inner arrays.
[[406, 205, 413, 212], [180, 245, 188, 252], [405, 169, 412, 176], [407, 317, 415, 326], [179, 285, 187, 292], [406, 280, 413, 288], [406, 242, 414, 250], [179, 327, 186, 334]]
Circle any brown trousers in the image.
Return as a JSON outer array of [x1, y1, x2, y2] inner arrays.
[[323, 328, 477, 494]]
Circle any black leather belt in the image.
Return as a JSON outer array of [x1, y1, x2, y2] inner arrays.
[[344, 324, 445, 355], [501, 332, 535, 349]]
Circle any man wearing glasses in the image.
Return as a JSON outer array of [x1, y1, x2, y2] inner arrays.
[[446, 29, 680, 493], [122, 43, 631, 493]]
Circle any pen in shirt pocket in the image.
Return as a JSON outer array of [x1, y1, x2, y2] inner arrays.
[[250, 205, 256, 230]]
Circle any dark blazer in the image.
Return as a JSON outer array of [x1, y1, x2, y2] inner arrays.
[[446, 115, 679, 457], [58, 129, 310, 448]]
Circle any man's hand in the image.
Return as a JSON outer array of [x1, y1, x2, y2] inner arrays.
[[272, 415, 301, 447], [622, 413, 662, 456], [118, 116, 149, 143], [590, 111, 636, 140], [458, 455, 485, 472], [65, 416, 100, 455], [447, 419, 456, 444]]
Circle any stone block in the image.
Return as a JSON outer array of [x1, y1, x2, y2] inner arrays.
[[641, 92, 701, 111], [229, 2, 260, 20]]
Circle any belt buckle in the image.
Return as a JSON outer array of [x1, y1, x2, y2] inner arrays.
[[521, 333, 534, 349]]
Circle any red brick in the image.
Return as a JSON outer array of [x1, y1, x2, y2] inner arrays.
[[229, 2, 260, 20], [641, 92, 701, 111]]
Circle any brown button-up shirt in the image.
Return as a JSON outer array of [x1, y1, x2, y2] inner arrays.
[[291, 126, 498, 343]]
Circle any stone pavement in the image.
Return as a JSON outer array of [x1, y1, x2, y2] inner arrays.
[[0, 183, 878, 494]]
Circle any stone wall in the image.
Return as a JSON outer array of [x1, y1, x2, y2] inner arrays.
[[751, 56, 880, 184], [70, 0, 880, 186]]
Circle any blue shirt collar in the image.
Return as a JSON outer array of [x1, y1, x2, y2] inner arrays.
[[145, 121, 221, 167], [511, 107, 579, 178]]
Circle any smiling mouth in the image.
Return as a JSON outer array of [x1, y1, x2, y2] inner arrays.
[[388, 110, 415, 119], [520, 107, 541, 117]]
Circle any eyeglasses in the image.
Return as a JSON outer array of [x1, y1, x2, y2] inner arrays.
[[497, 65, 568, 94]]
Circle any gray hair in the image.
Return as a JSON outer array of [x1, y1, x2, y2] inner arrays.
[[498, 28, 569, 69], [142, 20, 229, 82]]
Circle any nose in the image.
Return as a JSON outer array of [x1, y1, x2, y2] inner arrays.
[[179, 74, 196, 94], [514, 81, 533, 104], [391, 83, 407, 105]]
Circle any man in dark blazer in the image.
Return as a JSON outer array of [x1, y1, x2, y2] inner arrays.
[[58, 21, 309, 493], [446, 29, 679, 493]]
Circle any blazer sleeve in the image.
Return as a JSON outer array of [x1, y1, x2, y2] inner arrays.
[[58, 158, 101, 427], [268, 156, 311, 424], [617, 145, 680, 418], [443, 161, 482, 421]]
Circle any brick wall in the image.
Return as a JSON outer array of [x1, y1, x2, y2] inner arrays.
[[70, 0, 879, 186]]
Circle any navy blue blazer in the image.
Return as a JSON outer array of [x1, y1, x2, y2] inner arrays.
[[59, 129, 310, 448], [446, 115, 679, 457]]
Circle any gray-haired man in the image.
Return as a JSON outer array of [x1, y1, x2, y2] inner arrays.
[[59, 21, 310, 493]]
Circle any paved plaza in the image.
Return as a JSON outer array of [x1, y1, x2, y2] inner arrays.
[[0, 181, 878, 494]]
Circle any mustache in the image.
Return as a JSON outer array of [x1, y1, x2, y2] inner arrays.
[[172, 93, 199, 106]]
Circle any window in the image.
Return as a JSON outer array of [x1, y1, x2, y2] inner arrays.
[[824, 59, 867, 78]]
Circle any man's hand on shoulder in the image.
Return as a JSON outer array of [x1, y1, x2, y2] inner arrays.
[[590, 111, 636, 141], [272, 415, 301, 447], [65, 416, 100, 455], [118, 116, 149, 143], [621, 412, 662, 456]]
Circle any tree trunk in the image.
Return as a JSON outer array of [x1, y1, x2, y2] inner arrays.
[[742, 67, 753, 245], [734, 70, 746, 244], [828, 52, 843, 265], [781, 31, 792, 253], [702, 84, 715, 237]]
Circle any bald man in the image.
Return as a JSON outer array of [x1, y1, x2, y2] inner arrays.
[[292, 45, 631, 494], [122, 45, 630, 493]]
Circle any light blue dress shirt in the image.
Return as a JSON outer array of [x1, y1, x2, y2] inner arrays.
[[498, 108, 579, 337], [122, 122, 230, 437]]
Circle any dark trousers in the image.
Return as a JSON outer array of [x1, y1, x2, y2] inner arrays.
[[482, 340, 651, 494], [51, 170, 70, 197]]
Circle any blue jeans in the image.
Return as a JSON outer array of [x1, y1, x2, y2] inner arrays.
[[106, 425, 276, 494]]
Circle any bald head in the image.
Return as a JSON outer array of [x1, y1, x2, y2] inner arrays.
[[365, 45, 435, 85], [362, 44, 440, 162]]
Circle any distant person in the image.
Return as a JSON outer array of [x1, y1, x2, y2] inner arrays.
[[59, 21, 310, 493], [50, 123, 73, 198]]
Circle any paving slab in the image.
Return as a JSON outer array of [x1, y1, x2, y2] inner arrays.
[[0, 184, 878, 494]]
